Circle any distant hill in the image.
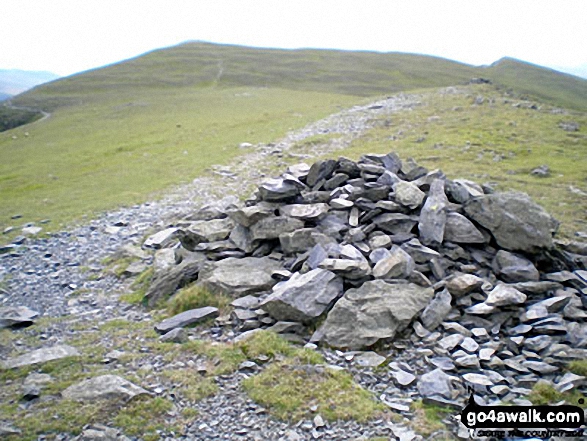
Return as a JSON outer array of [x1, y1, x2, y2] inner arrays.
[[12, 42, 587, 112], [486, 57, 587, 111], [0, 92, 12, 102], [0, 69, 60, 96]]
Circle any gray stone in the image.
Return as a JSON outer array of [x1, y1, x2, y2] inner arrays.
[[0, 305, 39, 328], [143, 227, 179, 249], [460, 337, 480, 353], [145, 259, 203, 306], [492, 250, 539, 282], [445, 273, 485, 297], [447, 179, 484, 203], [465, 302, 496, 314], [153, 248, 176, 273], [372, 245, 415, 279], [464, 191, 558, 253], [354, 352, 387, 367], [307, 244, 328, 269], [316, 281, 434, 349], [418, 368, 453, 399], [444, 212, 486, 244], [75, 426, 130, 441], [485, 284, 527, 307], [307, 159, 337, 187], [198, 257, 282, 297], [2, 345, 79, 369], [280, 203, 329, 220], [229, 224, 255, 253], [250, 216, 305, 241], [438, 334, 465, 351], [259, 269, 343, 322], [62, 375, 149, 402], [455, 354, 480, 369], [230, 295, 261, 309], [318, 258, 371, 280], [393, 181, 425, 209], [266, 321, 304, 334], [227, 206, 273, 227], [373, 213, 418, 235], [22, 226, 42, 235], [420, 289, 452, 330], [330, 198, 354, 209], [258, 177, 303, 202], [159, 327, 188, 343], [177, 218, 235, 250], [155, 307, 219, 334], [391, 368, 417, 386], [462, 373, 494, 387], [279, 228, 334, 254], [401, 239, 440, 263], [418, 179, 448, 246]]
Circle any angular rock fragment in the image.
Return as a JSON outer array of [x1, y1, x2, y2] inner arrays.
[[250, 216, 305, 241], [155, 307, 219, 334], [393, 181, 425, 209], [418, 179, 448, 247], [492, 250, 539, 282], [259, 269, 343, 322], [444, 212, 486, 244], [0, 306, 39, 329], [315, 281, 434, 349], [372, 245, 415, 279], [62, 375, 149, 402], [2, 345, 79, 369], [177, 218, 235, 250], [485, 284, 527, 307], [420, 289, 452, 330], [198, 257, 282, 297], [464, 191, 558, 253]]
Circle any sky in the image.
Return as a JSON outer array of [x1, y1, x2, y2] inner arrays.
[[2, 0, 587, 79]]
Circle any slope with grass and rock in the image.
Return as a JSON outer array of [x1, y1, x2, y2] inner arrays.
[[1, 81, 587, 440]]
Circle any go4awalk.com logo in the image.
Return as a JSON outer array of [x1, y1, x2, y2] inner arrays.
[[461, 394, 585, 438]]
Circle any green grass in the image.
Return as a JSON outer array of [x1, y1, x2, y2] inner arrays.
[[568, 360, 587, 376], [527, 381, 585, 407], [243, 362, 386, 422], [410, 400, 453, 436], [167, 284, 232, 316], [0, 85, 358, 237], [339, 84, 587, 237], [119, 267, 154, 305]]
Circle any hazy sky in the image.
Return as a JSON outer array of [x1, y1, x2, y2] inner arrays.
[[2, 0, 587, 78]]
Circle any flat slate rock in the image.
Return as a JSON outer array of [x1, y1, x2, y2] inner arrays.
[[0, 305, 39, 328], [2, 345, 79, 369], [62, 375, 149, 402], [155, 307, 219, 334]]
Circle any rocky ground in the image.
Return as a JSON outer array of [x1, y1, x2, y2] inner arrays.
[[2, 87, 587, 441], [1, 92, 432, 441]]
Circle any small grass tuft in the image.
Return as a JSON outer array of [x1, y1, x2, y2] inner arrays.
[[113, 396, 176, 440], [568, 360, 587, 377], [243, 362, 386, 422], [167, 283, 231, 315], [410, 400, 453, 436], [161, 369, 218, 401]]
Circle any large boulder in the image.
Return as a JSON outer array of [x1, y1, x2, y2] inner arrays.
[[314, 281, 434, 349], [464, 191, 558, 253], [198, 257, 282, 297], [145, 259, 204, 307], [259, 269, 343, 322]]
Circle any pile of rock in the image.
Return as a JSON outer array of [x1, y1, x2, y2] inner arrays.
[[140, 151, 587, 406]]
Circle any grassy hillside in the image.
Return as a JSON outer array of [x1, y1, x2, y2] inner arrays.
[[1, 42, 586, 237], [338, 85, 587, 237], [11, 43, 479, 112], [487, 57, 587, 112]]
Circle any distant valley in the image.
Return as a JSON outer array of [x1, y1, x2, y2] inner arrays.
[[0, 69, 60, 97]]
